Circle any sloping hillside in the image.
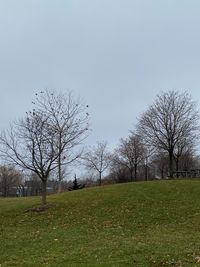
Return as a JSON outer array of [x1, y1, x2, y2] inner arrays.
[[1, 180, 200, 267]]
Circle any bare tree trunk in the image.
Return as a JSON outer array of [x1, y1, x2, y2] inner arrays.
[[3, 180, 7, 197], [41, 179, 47, 206], [58, 181, 62, 193], [169, 151, 174, 178], [99, 171, 102, 186], [145, 164, 148, 181], [134, 164, 137, 181], [58, 132, 63, 193], [175, 157, 179, 178], [130, 168, 134, 181], [161, 168, 164, 179], [58, 153, 62, 193]]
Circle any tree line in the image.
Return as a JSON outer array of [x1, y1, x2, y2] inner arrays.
[[0, 89, 199, 206]]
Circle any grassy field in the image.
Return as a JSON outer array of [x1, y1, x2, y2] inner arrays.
[[1, 180, 200, 267]]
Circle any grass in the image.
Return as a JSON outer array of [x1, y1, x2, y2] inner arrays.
[[1, 180, 200, 266]]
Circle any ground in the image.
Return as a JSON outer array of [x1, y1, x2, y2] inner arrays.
[[1, 180, 200, 266]]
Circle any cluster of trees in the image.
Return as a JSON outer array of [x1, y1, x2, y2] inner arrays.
[[0, 89, 199, 206], [0, 168, 77, 197], [0, 166, 23, 197], [82, 90, 200, 184]]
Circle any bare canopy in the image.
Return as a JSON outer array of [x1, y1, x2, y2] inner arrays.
[[111, 133, 145, 181], [82, 141, 110, 186]]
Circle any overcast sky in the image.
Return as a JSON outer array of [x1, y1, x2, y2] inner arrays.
[[1, 0, 200, 151]]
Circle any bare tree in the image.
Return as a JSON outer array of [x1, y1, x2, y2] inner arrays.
[[151, 151, 169, 179], [31, 90, 89, 192], [0, 90, 89, 205], [113, 133, 145, 181], [173, 138, 194, 176], [109, 157, 130, 183], [0, 111, 59, 205], [142, 146, 154, 181], [138, 90, 199, 178], [83, 141, 110, 186], [179, 151, 199, 172]]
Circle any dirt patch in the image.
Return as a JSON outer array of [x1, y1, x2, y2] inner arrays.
[[25, 205, 49, 213]]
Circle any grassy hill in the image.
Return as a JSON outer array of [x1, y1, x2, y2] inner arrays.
[[1, 180, 200, 267]]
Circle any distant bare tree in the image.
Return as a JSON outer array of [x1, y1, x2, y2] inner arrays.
[[142, 146, 154, 181], [0, 165, 23, 197], [173, 138, 194, 175], [83, 141, 110, 186], [0, 90, 89, 205], [113, 133, 145, 181], [151, 152, 169, 179], [138, 90, 199, 178], [25, 173, 42, 196], [109, 157, 129, 183], [179, 151, 199, 172]]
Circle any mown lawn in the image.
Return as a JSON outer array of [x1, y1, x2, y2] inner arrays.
[[1, 180, 200, 266]]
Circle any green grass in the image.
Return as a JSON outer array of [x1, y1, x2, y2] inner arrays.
[[1, 180, 200, 266]]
